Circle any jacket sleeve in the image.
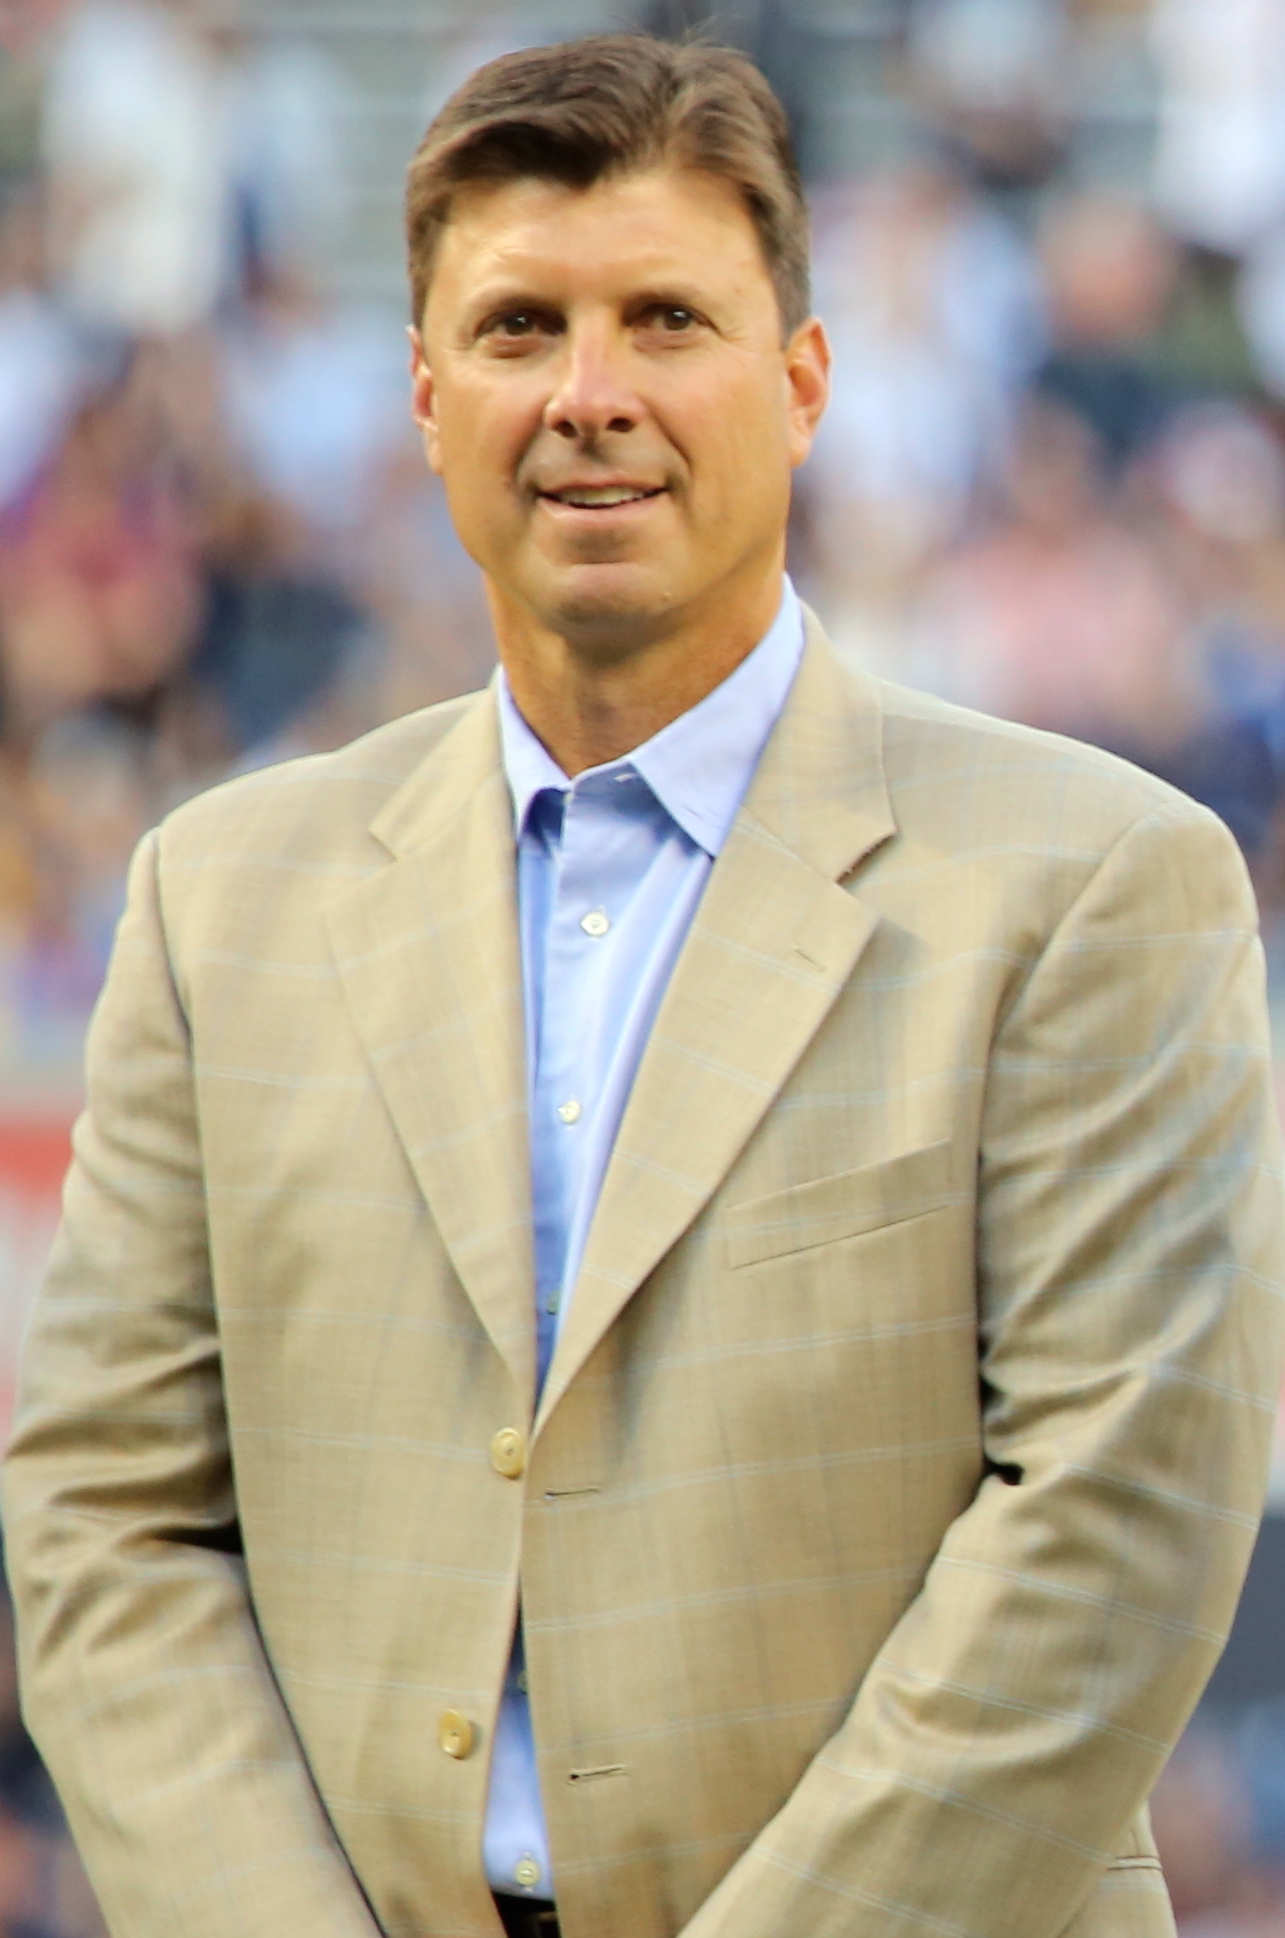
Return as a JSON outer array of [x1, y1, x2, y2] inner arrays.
[[680, 803, 1285, 1938], [2, 830, 386, 1938]]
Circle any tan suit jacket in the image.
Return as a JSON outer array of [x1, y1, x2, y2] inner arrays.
[[5, 618, 1284, 1938]]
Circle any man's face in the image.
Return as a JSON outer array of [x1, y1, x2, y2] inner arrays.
[[411, 164, 829, 657]]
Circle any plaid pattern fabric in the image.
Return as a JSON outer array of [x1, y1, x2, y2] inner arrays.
[[4, 617, 1283, 1938]]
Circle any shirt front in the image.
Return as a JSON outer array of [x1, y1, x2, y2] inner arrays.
[[482, 581, 805, 1899]]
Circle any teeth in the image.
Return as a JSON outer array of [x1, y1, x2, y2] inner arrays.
[[551, 486, 652, 506]]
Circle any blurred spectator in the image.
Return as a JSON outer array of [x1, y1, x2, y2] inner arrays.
[[1153, 1720, 1285, 1934], [1035, 190, 1179, 468], [40, 0, 233, 338], [1146, 246, 1261, 402], [0, 187, 84, 512], [0, 361, 200, 740], [1236, 1701, 1285, 1881], [353, 447, 495, 725], [1152, 0, 1285, 258], [42, 0, 356, 342], [216, 260, 411, 548], [907, 0, 1069, 191], [1037, 192, 1258, 425], [223, 29, 352, 295], [1141, 403, 1285, 867], [910, 394, 1197, 754], [2, 713, 150, 1071], [1238, 229, 1285, 404], [0, 0, 56, 196], [805, 158, 1042, 656], [191, 491, 369, 762], [1153, 1729, 1266, 1931]]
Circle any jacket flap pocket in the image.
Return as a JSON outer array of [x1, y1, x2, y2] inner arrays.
[[725, 1140, 962, 1269]]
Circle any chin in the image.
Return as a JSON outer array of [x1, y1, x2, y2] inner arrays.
[[539, 568, 679, 656]]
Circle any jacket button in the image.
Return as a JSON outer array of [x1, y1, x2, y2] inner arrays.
[[438, 1710, 474, 1759], [490, 1428, 526, 1479]]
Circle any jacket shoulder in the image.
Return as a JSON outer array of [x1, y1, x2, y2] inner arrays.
[[153, 690, 484, 873], [871, 674, 1226, 860]]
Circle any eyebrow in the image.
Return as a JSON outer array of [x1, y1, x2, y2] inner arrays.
[[460, 288, 553, 329], [623, 285, 712, 315]]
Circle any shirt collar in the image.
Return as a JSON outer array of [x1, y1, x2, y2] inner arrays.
[[496, 578, 805, 859]]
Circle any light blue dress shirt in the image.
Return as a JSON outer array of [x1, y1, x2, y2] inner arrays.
[[483, 580, 805, 1900]]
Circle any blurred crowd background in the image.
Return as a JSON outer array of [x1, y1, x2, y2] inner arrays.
[[1, 0, 1285, 1930]]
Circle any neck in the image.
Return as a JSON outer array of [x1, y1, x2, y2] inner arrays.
[[491, 569, 785, 777]]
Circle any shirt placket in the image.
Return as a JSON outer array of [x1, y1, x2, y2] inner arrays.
[[531, 781, 615, 1384]]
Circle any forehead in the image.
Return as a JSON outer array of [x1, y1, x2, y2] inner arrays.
[[426, 164, 773, 315]]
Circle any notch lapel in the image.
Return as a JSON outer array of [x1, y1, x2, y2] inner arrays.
[[537, 622, 897, 1432], [324, 689, 536, 1415]]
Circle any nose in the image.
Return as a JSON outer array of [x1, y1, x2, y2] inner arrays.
[[543, 320, 642, 442]]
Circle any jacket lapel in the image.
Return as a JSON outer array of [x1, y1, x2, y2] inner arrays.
[[536, 621, 896, 1433], [324, 689, 536, 1415]]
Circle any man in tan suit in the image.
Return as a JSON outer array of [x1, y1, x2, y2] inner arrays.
[[5, 33, 1284, 1938]]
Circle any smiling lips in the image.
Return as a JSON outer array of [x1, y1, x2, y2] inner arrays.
[[539, 483, 666, 508]]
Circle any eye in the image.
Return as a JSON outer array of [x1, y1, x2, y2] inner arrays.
[[650, 305, 700, 333], [478, 308, 559, 350], [634, 302, 708, 344]]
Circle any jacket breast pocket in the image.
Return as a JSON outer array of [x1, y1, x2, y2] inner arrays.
[[724, 1140, 965, 1270]]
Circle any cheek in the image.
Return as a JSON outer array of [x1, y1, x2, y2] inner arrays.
[[434, 410, 527, 541], [694, 390, 792, 520], [439, 397, 502, 471], [700, 369, 791, 468], [436, 377, 535, 480]]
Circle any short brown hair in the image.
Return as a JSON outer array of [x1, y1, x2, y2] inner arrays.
[[405, 33, 810, 336]]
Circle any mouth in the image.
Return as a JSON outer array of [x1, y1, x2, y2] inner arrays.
[[537, 484, 666, 509]]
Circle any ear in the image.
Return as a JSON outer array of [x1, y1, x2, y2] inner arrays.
[[784, 317, 831, 470], [408, 324, 444, 475]]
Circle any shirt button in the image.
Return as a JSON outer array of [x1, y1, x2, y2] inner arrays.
[[545, 1288, 561, 1316], [557, 1100, 582, 1125], [580, 909, 610, 937], [490, 1427, 527, 1478], [438, 1710, 474, 1759], [514, 1855, 542, 1891]]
